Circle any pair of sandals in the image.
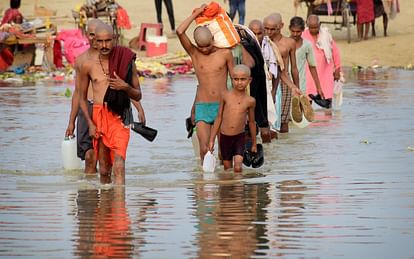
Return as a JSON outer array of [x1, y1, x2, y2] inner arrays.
[[291, 95, 315, 124], [243, 141, 264, 168]]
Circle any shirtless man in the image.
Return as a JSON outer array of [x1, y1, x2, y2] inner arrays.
[[65, 19, 146, 175], [177, 4, 234, 163], [263, 13, 300, 133], [78, 23, 142, 184], [209, 64, 257, 172], [65, 19, 103, 174], [248, 19, 264, 44]]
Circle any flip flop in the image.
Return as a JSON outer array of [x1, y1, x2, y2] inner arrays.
[[251, 144, 264, 168], [131, 122, 158, 142], [185, 117, 195, 139], [291, 95, 303, 123], [300, 95, 314, 122], [308, 94, 332, 109]]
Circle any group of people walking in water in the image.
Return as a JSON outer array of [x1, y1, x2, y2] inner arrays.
[[177, 4, 342, 173], [65, 2, 344, 183]]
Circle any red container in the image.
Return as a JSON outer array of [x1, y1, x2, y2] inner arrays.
[[146, 36, 168, 57]]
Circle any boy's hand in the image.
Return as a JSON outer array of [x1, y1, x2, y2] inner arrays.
[[208, 141, 215, 152]]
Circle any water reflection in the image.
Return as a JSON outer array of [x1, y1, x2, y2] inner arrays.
[[0, 69, 414, 258], [75, 183, 134, 258], [264, 180, 306, 257], [194, 180, 271, 258]]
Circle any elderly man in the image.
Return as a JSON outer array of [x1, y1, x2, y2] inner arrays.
[[303, 15, 342, 101], [263, 13, 300, 133]]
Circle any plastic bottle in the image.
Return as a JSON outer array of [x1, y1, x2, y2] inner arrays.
[[61, 136, 82, 170], [202, 151, 216, 173]]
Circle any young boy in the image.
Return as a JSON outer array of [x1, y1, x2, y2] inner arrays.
[[176, 4, 234, 163], [208, 64, 257, 173]]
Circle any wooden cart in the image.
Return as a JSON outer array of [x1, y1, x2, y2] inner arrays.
[[71, 0, 120, 43], [300, 0, 357, 43]]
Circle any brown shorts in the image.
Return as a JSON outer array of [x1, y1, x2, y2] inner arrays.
[[219, 132, 246, 161]]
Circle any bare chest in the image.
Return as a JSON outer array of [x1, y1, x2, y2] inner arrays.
[[275, 39, 291, 58], [194, 53, 226, 74]]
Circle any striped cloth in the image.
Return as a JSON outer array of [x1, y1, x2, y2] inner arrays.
[[280, 83, 292, 123]]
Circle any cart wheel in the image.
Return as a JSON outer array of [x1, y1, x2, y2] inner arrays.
[[342, 2, 351, 43]]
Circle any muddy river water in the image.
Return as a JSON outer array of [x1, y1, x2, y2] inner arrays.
[[0, 68, 413, 258]]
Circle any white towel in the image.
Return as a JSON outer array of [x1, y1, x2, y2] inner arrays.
[[261, 36, 279, 79], [317, 26, 333, 64]]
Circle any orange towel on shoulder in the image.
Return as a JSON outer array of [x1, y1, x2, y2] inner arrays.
[[92, 104, 130, 164], [194, 1, 240, 48]]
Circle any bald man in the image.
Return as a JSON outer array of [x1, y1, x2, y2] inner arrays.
[[78, 23, 142, 184], [263, 13, 300, 133], [248, 19, 264, 44], [65, 19, 103, 174], [65, 19, 146, 175], [177, 4, 234, 164], [303, 15, 341, 101]]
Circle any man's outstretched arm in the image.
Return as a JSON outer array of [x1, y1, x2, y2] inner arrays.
[[176, 4, 206, 55]]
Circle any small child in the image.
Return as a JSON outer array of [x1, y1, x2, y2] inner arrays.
[[208, 64, 257, 172]]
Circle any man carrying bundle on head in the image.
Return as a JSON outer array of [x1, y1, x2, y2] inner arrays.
[[176, 3, 234, 165]]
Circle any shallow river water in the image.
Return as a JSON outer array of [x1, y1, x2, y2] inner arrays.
[[0, 68, 414, 258]]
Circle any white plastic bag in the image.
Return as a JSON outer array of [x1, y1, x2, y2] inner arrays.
[[333, 80, 343, 110], [202, 151, 216, 173]]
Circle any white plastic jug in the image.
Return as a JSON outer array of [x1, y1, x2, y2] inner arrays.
[[61, 136, 82, 170], [202, 151, 216, 173]]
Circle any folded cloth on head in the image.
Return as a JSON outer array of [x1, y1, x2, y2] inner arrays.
[[195, 1, 240, 48]]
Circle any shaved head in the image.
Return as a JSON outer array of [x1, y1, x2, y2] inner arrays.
[[249, 19, 263, 30], [307, 14, 320, 25], [86, 19, 104, 46], [95, 23, 113, 37], [87, 18, 103, 30], [194, 26, 213, 47], [95, 23, 114, 56], [248, 19, 264, 43], [263, 13, 283, 38], [233, 64, 251, 77], [307, 15, 320, 36], [264, 13, 282, 24]]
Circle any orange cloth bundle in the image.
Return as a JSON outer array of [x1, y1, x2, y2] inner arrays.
[[92, 104, 130, 164], [195, 1, 240, 48]]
